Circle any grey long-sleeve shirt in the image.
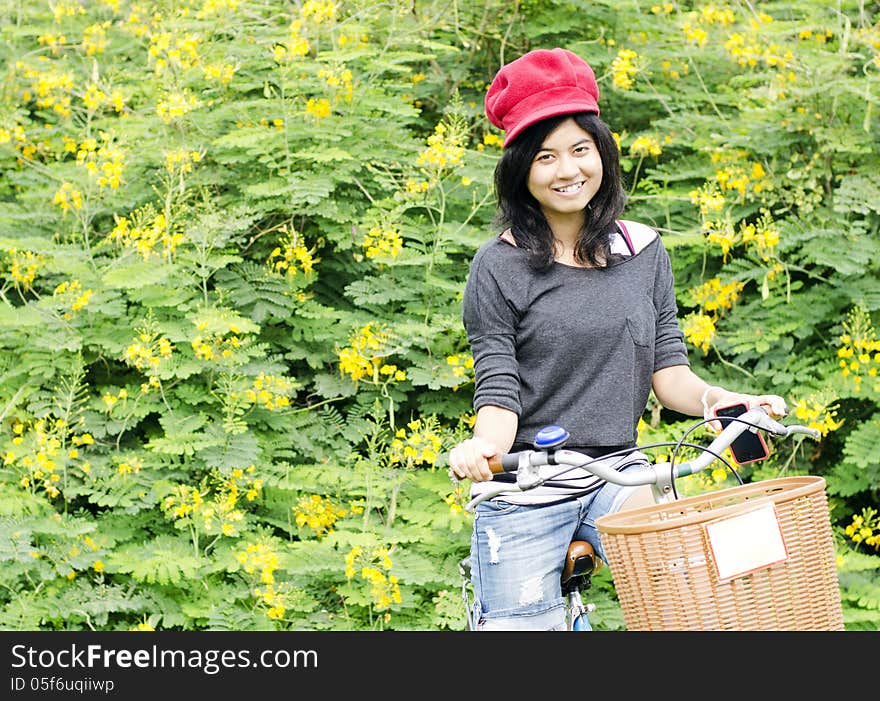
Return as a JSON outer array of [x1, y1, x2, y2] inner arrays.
[[463, 221, 689, 454]]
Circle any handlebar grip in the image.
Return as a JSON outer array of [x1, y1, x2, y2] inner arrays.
[[785, 425, 822, 440], [487, 453, 520, 474]]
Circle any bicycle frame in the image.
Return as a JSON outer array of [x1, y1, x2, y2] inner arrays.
[[458, 407, 821, 631]]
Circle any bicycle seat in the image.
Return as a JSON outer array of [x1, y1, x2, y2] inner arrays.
[[562, 540, 601, 585]]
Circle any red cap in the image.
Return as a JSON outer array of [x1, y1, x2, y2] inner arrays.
[[485, 48, 600, 147]]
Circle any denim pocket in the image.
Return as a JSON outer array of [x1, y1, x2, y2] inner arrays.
[[476, 499, 522, 516]]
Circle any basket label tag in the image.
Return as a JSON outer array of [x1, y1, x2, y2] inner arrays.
[[704, 503, 789, 582]]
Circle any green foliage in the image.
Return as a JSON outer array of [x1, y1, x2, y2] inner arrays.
[[0, 0, 876, 631], [831, 416, 880, 497], [836, 548, 880, 630], [108, 536, 205, 586]]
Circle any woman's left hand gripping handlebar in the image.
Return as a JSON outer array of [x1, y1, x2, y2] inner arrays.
[[706, 389, 788, 432]]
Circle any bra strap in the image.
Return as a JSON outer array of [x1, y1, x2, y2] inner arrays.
[[616, 220, 636, 255]]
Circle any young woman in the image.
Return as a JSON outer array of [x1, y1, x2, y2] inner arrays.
[[447, 48, 787, 631]]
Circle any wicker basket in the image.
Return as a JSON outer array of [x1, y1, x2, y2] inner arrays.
[[596, 476, 844, 630]]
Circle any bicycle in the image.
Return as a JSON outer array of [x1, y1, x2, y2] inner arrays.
[[458, 406, 824, 631]]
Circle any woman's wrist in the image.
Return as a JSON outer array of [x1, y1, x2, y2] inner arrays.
[[700, 385, 723, 419]]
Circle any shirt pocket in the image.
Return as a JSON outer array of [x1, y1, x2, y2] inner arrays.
[[626, 303, 655, 348]]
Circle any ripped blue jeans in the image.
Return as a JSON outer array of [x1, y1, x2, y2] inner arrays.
[[469, 475, 638, 631]]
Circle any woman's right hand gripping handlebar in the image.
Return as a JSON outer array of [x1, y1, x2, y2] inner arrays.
[[448, 405, 518, 483], [448, 437, 501, 482]]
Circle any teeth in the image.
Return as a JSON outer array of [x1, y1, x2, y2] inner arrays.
[[555, 182, 583, 193]]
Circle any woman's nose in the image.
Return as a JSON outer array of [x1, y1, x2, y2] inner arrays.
[[555, 153, 580, 177]]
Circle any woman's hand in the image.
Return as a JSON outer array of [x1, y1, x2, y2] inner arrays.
[[448, 404, 518, 483], [448, 437, 499, 483], [706, 389, 788, 432]]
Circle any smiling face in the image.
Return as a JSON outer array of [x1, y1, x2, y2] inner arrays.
[[526, 117, 603, 229]]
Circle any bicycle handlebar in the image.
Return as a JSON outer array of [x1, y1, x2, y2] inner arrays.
[[467, 407, 821, 511], [487, 453, 520, 473]]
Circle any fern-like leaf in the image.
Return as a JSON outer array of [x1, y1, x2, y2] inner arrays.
[[0, 482, 52, 518], [828, 416, 880, 497], [107, 535, 204, 585], [101, 260, 173, 289], [196, 424, 261, 470], [43, 581, 152, 628]]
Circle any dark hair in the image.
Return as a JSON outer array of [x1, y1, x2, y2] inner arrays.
[[493, 112, 627, 270]]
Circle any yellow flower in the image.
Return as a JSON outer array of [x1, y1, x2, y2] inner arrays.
[[389, 416, 444, 468], [629, 135, 662, 158], [682, 312, 716, 354], [268, 226, 318, 277], [689, 277, 744, 315], [362, 226, 403, 259], [791, 394, 843, 436], [7, 248, 45, 290], [302, 0, 337, 24], [337, 322, 392, 382], [689, 185, 726, 217], [416, 119, 466, 173], [156, 89, 200, 124], [305, 97, 331, 120], [836, 306, 880, 386], [293, 494, 347, 537], [52, 183, 83, 213], [682, 22, 708, 47], [611, 49, 640, 90]]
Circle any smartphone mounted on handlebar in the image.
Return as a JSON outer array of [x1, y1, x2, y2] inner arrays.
[[713, 402, 770, 464]]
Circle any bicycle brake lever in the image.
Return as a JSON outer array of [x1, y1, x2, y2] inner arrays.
[[751, 410, 821, 440], [515, 451, 544, 490], [464, 453, 547, 512], [750, 410, 790, 436]]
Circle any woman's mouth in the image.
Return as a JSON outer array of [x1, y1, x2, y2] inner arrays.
[[553, 181, 584, 194]]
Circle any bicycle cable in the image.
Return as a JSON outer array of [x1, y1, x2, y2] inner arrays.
[[667, 416, 768, 499], [531, 440, 738, 488], [490, 414, 771, 498], [473, 441, 742, 508]]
